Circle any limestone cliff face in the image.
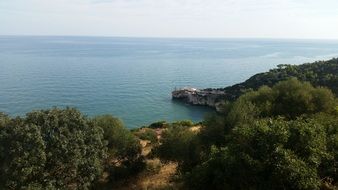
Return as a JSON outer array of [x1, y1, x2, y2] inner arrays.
[[172, 88, 226, 112]]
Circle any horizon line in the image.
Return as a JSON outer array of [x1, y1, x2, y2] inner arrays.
[[1, 34, 338, 41]]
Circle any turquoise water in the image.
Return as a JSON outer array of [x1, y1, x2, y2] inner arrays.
[[1, 36, 338, 128]]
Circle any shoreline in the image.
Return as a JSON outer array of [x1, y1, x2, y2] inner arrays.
[[172, 58, 338, 111]]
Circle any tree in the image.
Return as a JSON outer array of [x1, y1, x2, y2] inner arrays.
[[1, 109, 109, 189], [0, 119, 46, 189], [272, 78, 335, 118], [226, 78, 336, 121], [92, 115, 144, 183], [216, 58, 338, 103], [92, 115, 141, 162], [183, 79, 337, 189], [187, 118, 326, 190], [154, 125, 201, 172], [199, 114, 228, 147], [135, 128, 158, 143]]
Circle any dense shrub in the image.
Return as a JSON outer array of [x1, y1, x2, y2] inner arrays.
[[148, 121, 168, 129], [0, 112, 10, 127], [92, 115, 144, 184], [155, 79, 338, 189], [0, 108, 107, 189], [136, 128, 158, 143], [171, 120, 194, 127], [225, 78, 336, 124], [154, 126, 201, 172], [199, 114, 229, 148], [0, 120, 46, 189], [187, 118, 334, 190], [92, 115, 141, 161], [0, 109, 145, 189]]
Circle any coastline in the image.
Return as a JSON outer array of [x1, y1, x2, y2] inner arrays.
[[172, 58, 338, 111]]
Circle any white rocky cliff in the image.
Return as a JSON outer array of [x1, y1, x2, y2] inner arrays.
[[171, 87, 226, 112]]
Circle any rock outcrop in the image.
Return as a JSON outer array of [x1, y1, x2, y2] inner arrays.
[[172, 87, 227, 112]]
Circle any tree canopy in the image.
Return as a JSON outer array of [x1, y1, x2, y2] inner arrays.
[[0, 69, 337, 189], [215, 58, 338, 103], [155, 78, 338, 190], [0, 108, 143, 189]]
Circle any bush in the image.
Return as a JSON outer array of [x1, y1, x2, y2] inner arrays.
[[183, 79, 338, 189], [148, 121, 168, 129], [199, 115, 228, 147], [0, 108, 107, 189], [0, 120, 46, 189], [225, 78, 336, 125], [136, 128, 158, 143], [108, 157, 146, 182], [0, 113, 10, 127], [171, 120, 194, 127], [92, 115, 144, 184], [154, 126, 201, 172], [187, 118, 327, 190], [93, 115, 141, 161]]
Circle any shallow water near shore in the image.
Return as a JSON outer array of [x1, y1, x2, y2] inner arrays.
[[1, 36, 338, 128]]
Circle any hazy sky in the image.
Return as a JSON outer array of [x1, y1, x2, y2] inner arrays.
[[1, 0, 338, 39]]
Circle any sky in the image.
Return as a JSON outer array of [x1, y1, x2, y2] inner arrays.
[[1, 0, 338, 39]]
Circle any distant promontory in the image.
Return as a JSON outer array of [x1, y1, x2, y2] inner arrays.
[[172, 58, 338, 111]]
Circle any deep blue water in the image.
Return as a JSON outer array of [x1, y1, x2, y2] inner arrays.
[[1, 36, 338, 128]]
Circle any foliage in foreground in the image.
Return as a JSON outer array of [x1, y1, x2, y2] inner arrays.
[[155, 78, 338, 190], [0, 109, 142, 190], [92, 115, 144, 183], [0, 77, 337, 190]]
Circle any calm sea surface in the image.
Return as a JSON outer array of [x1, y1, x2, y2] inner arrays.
[[1, 36, 338, 128]]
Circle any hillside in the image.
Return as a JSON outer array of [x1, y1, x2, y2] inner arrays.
[[172, 58, 338, 110], [223, 58, 338, 99]]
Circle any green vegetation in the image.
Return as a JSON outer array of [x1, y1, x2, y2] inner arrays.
[[225, 77, 335, 121], [93, 115, 141, 162], [171, 120, 194, 127], [154, 79, 338, 190], [0, 109, 143, 189], [153, 125, 200, 172], [217, 58, 338, 101], [148, 121, 168, 129], [0, 59, 337, 189], [92, 115, 144, 184], [134, 128, 158, 143]]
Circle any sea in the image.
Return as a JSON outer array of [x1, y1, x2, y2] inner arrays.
[[1, 36, 338, 128]]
